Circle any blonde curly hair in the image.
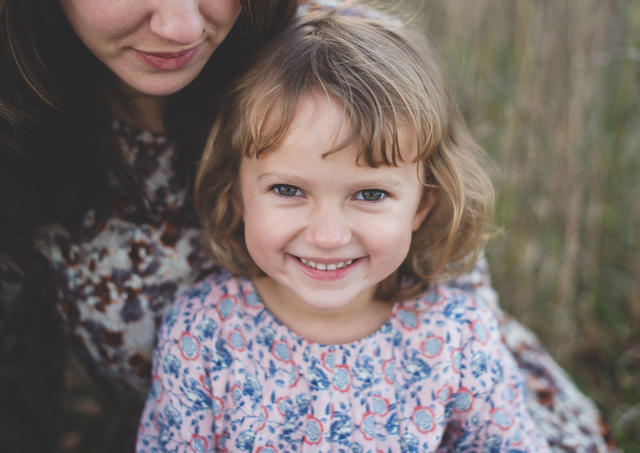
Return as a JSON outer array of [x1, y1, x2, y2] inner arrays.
[[195, 10, 494, 301]]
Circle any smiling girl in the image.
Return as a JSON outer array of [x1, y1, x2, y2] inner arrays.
[[136, 12, 549, 451]]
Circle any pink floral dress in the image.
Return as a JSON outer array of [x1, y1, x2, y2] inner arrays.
[[136, 271, 550, 452]]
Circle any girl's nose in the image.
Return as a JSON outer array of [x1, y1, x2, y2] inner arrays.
[[149, 0, 205, 45], [304, 207, 352, 250]]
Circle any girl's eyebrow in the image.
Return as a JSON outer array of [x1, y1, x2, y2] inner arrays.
[[349, 177, 403, 189], [257, 172, 308, 186]]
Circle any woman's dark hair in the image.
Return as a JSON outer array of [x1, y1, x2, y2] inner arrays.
[[0, 0, 298, 279]]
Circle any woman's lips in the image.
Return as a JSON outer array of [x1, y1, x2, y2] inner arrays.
[[290, 255, 362, 281], [134, 46, 198, 71]]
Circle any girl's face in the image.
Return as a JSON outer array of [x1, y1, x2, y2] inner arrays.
[[239, 94, 431, 318], [59, 0, 241, 96]]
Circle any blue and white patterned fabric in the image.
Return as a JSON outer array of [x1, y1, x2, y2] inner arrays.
[[137, 271, 549, 452]]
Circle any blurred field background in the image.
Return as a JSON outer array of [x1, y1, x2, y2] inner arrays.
[[60, 0, 639, 451], [415, 0, 639, 449]]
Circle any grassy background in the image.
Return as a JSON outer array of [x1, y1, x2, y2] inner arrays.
[[60, 0, 639, 450], [413, 0, 639, 449]]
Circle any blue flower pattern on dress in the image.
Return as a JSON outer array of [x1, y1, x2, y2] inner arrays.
[[137, 271, 550, 452]]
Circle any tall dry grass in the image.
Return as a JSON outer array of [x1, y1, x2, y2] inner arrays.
[[410, 0, 639, 448]]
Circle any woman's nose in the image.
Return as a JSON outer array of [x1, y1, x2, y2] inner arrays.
[[304, 206, 352, 250], [149, 0, 205, 45]]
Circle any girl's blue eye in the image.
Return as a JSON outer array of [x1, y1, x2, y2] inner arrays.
[[354, 189, 387, 202], [272, 184, 302, 197]]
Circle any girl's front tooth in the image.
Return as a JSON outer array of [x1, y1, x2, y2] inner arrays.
[[299, 258, 355, 270]]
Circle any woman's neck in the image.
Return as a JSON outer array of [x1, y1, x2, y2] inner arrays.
[[106, 81, 170, 134]]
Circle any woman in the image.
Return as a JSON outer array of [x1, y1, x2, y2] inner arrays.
[[0, 0, 612, 451], [1, 1, 298, 450]]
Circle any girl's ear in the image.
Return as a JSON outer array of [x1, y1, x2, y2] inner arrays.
[[412, 189, 438, 231]]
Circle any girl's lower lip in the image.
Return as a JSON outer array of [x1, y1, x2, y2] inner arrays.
[[134, 46, 198, 71], [289, 255, 361, 281]]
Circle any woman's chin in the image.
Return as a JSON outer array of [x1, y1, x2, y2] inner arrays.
[[117, 73, 199, 98]]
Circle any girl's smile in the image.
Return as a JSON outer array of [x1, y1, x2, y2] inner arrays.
[[290, 254, 362, 281], [239, 93, 431, 328]]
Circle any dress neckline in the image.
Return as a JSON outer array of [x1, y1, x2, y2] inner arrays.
[[236, 275, 419, 351]]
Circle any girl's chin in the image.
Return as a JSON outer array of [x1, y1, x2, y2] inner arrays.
[[286, 285, 376, 314]]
